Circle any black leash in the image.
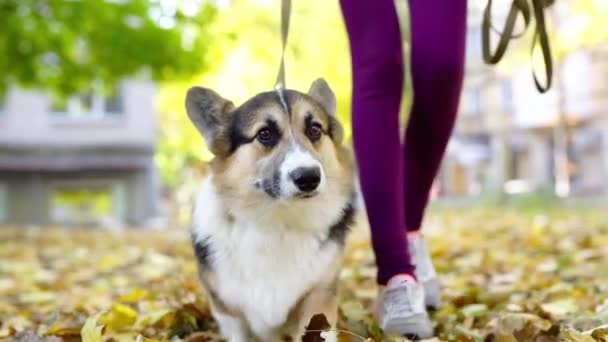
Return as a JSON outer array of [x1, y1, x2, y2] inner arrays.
[[482, 0, 554, 93]]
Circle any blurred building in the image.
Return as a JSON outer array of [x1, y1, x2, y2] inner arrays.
[[0, 80, 161, 226], [439, 2, 608, 198]]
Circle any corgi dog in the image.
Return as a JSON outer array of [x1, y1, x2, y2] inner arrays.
[[185, 78, 358, 341]]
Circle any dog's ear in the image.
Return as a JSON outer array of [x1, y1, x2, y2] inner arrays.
[[308, 78, 343, 143], [185, 86, 235, 157], [308, 78, 336, 117]]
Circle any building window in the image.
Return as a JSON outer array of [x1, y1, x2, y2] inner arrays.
[[509, 138, 529, 181], [466, 27, 482, 60], [463, 86, 482, 117], [104, 88, 123, 115], [501, 79, 513, 112], [50, 186, 114, 225], [0, 183, 7, 223], [50, 83, 124, 119], [50, 180, 128, 225], [0, 93, 6, 115]]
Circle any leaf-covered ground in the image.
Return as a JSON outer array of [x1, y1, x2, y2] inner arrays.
[[1, 209, 608, 341]]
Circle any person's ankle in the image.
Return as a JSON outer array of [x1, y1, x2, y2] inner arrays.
[[406, 230, 422, 239], [387, 273, 418, 287]]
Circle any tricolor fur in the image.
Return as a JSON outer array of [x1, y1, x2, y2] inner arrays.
[[185, 79, 357, 341]]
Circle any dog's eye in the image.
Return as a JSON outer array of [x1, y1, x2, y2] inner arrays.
[[257, 128, 275, 145], [306, 123, 323, 142]]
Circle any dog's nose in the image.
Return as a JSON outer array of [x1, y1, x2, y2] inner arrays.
[[290, 167, 321, 193]]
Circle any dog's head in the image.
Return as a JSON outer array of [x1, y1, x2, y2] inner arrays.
[[185, 78, 354, 210]]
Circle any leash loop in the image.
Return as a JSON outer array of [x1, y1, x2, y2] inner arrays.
[[482, 0, 553, 93]]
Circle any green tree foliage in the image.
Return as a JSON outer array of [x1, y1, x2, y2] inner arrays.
[[0, 0, 216, 96]]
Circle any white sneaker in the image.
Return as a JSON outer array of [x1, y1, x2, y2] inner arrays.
[[408, 232, 441, 310], [376, 275, 433, 340]]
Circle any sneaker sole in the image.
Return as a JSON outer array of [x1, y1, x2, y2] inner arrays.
[[383, 313, 433, 340]]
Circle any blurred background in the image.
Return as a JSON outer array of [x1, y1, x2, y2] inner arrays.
[[0, 0, 606, 229]]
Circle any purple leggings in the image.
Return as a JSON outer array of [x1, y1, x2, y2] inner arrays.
[[340, 0, 467, 284]]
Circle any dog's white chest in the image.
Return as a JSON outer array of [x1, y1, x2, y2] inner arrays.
[[191, 177, 345, 335], [213, 224, 339, 329]]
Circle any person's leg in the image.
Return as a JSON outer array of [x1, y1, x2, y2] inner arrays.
[[403, 0, 467, 310], [340, 1, 433, 337], [339, 0, 412, 286], [404, 0, 467, 232]]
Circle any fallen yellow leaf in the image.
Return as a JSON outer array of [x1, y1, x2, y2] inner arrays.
[[81, 314, 104, 342], [119, 288, 149, 303], [100, 303, 138, 331]]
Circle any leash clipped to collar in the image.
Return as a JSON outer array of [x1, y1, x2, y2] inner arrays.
[[482, 0, 554, 93], [275, 0, 292, 91]]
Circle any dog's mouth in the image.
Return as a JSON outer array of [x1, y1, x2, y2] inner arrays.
[[294, 191, 319, 199]]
